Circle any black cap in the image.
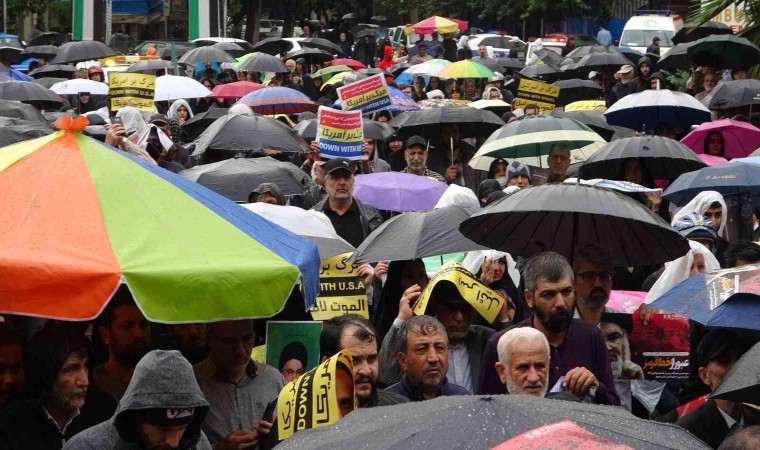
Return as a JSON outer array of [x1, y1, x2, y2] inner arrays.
[[697, 329, 737, 368], [389, 133, 403, 142], [431, 281, 469, 308], [323, 157, 356, 176], [405, 135, 427, 150], [653, 36, 661, 41], [600, 313, 634, 335]]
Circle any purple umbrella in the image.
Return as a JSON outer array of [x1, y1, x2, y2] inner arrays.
[[353, 172, 447, 212]]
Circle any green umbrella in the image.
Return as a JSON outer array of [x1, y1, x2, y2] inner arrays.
[[687, 34, 760, 69], [435, 60, 495, 79], [312, 65, 352, 82], [469, 115, 606, 169]]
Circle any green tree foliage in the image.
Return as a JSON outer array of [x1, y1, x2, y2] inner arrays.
[[689, 0, 759, 46]]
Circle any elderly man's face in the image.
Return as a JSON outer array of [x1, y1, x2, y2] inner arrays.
[[281, 359, 304, 383], [429, 300, 473, 342], [601, 322, 625, 363], [398, 328, 448, 391], [51, 352, 89, 412], [404, 146, 428, 171], [324, 170, 354, 201], [700, 351, 738, 391], [285, 60, 296, 72], [496, 338, 549, 397]]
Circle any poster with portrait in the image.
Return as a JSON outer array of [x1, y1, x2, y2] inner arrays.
[[601, 313, 690, 381], [265, 321, 322, 384]]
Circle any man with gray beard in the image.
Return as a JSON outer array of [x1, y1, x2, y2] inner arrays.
[[573, 244, 614, 326], [495, 328, 550, 397]]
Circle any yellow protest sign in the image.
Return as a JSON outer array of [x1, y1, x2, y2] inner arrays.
[[309, 253, 368, 320], [515, 78, 560, 113], [110, 73, 156, 112], [277, 349, 355, 440], [412, 262, 505, 323]]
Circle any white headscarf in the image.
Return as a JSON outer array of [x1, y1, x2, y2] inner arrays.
[[167, 99, 194, 120], [434, 184, 480, 209], [462, 250, 520, 288], [645, 241, 721, 304], [114, 106, 148, 137], [229, 103, 254, 116], [670, 191, 727, 238]]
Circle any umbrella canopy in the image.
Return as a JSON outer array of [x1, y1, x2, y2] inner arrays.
[[211, 41, 247, 58], [687, 34, 760, 69], [154, 75, 212, 101], [483, 57, 525, 71], [0, 117, 320, 322], [681, 119, 760, 159], [50, 40, 116, 64], [565, 45, 617, 59], [673, 21, 733, 45], [278, 395, 709, 450], [655, 42, 695, 70], [285, 48, 334, 64], [29, 64, 77, 79], [617, 46, 646, 65], [242, 203, 354, 260], [180, 156, 314, 202], [572, 50, 630, 70], [0, 80, 63, 109], [49, 78, 109, 96], [550, 110, 635, 142], [405, 16, 468, 35], [236, 53, 289, 73], [460, 183, 690, 266], [712, 341, 760, 404], [552, 79, 604, 107], [0, 98, 49, 123], [192, 113, 309, 157], [353, 172, 448, 212], [181, 107, 228, 141], [662, 159, 760, 206], [579, 136, 706, 181], [519, 64, 562, 81], [236, 86, 317, 115], [388, 106, 504, 139], [417, 99, 466, 110], [312, 65, 353, 82], [208, 80, 265, 99], [295, 118, 394, 141], [299, 38, 345, 56], [604, 89, 711, 132], [178, 46, 236, 64], [469, 115, 606, 170], [700, 153, 729, 166], [32, 77, 69, 89], [435, 60, 494, 79], [468, 99, 512, 116], [325, 58, 366, 70], [125, 59, 173, 73], [352, 205, 487, 263], [0, 116, 54, 146], [706, 79, 760, 110], [20, 45, 59, 59], [251, 38, 294, 55]]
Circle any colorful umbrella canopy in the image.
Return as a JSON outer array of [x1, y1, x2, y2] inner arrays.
[[681, 119, 760, 159], [208, 80, 265, 99], [325, 58, 367, 70], [313, 65, 353, 82], [404, 16, 468, 35], [699, 154, 728, 166], [353, 172, 448, 212], [0, 116, 320, 322], [322, 71, 350, 90], [237, 87, 318, 115], [435, 60, 494, 79]]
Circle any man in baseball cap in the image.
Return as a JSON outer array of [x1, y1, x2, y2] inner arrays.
[[506, 160, 531, 189], [607, 65, 634, 107], [400, 136, 445, 182]]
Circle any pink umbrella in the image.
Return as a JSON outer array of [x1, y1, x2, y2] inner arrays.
[[699, 153, 728, 166], [681, 119, 760, 159], [607, 290, 646, 313], [325, 58, 367, 70]]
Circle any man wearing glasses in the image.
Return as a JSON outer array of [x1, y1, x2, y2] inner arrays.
[[572, 243, 614, 327]]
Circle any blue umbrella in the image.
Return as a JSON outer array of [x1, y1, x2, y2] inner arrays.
[[649, 273, 760, 330], [333, 86, 420, 113], [663, 159, 760, 206], [0, 67, 33, 81]]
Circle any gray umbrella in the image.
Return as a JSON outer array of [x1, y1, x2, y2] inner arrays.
[[656, 42, 695, 70], [706, 79, 760, 110], [178, 46, 236, 64], [0, 81, 63, 109], [300, 38, 346, 57], [212, 41, 247, 58], [351, 205, 488, 264], [126, 59, 173, 73], [0, 117, 54, 147], [0, 99, 49, 123], [180, 156, 315, 202], [294, 118, 394, 141], [460, 183, 690, 266], [251, 38, 294, 56], [712, 341, 760, 405], [277, 395, 710, 450], [181, 107, 229, 141], [519, 64, 562, 82], [236, 53, 289, 73], [20, 45, 59, 59], [192, 113, 309, 156], [550, 110, 634, 142], [31, 77, 69, 89], [29, 64, 77, 79], [50, 40, 116, 64]]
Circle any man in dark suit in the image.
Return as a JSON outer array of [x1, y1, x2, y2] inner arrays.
[[677, 330, 759, 449]]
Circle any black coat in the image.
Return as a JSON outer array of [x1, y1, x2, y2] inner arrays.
[[676, 399, 760, 449]]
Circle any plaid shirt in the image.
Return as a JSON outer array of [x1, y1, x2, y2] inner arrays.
[[400, 167, 446, 182]]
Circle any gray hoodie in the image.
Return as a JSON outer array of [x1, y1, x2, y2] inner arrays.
[[64, 350, 212, 450]]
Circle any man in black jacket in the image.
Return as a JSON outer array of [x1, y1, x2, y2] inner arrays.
[[628, 56, 654, 94], [606, 64, 634, 107]]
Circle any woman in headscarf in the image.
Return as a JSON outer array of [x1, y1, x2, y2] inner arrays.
[[462, 250, 519, 331], [167, 99, 194, 144], [300, 74, 321, 101], [488, 158, 509, 188], [671, 190, 729, 264], [115, 106, 149, 138], [426, 77, 442, 94], [411, 76, 426, 102], [703, 131, 725, 158], [295, 58, 308, 75], [644, 241, 720, 304], [372, 259, 428, 344], [462, 78, 480, 101]]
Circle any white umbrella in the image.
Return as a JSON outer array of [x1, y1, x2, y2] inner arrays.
[[154, 75, 212, 101], [49, 79, 109, 95], [403, 61, 449, 76], [241, 203, 354, 260]]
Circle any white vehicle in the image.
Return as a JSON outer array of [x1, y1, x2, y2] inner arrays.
[[619, 10, 684, 56], [467, 34, 526, 58]]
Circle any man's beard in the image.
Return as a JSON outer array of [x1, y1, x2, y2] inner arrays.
[[506, 378, 547, 397], [534, 307, 572, 333], [356, 376, 376, 407], [611, 357, 623, 378], [578, 288, 609, 310], [115, 340, 149, 367]]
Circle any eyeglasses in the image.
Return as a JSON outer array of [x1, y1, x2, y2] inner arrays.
[[575, 271, 612, 283]]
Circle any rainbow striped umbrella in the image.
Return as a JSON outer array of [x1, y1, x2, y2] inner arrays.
[[435, 60, 494, 79], [404, 16, 468, 35], [0, 116, 320, 323], [236, 87, 318, 115]]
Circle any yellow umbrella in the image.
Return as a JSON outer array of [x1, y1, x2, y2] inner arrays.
[[321, 71, 349, 91], [564, 100, 606, 112], [404, 16, 467, 35]]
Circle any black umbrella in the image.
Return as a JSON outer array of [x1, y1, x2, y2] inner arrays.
[[50, 40, 116, 64], [388, 106, 505, 140], [278, 395, 710, 450], [236, 53, 288, 73], [706, 79, 760, 110], [0, 81, 63, 109], [31, 77, 69, 89], [673, 20, 733, 45], [390, 63, 412, 77], [578, 136, 706, 181], [353, 28, 377, 40], [154, 45, 192, 60], [572, 50, 630, 70], [0, 46, 22, 64], [352, 206, 488, 264], [617, 46, 645, 65], [284, 48, 334, 64], [532, 47, 563, 66], [566, 45, 616, 59], [29, 64, 77, 79], [0, 117, 53, 146], [20, 45, 59, 60], [552, 79, 604, 107], [712, 341, 760, 404], [192, 113, 309, 156], [656, 42, 695, 70], [484, 57, 525, 71], [342, 13, 358, 20], [480, 36, 522, 49], [0, 98, 49, 123], [687, 34, 760, 70], [294, 118, 394, 141], [180, 157, 315, 202], [178, 46, 236, 64], [300, 38, 346, 57], [460, 183, 690, 266], [550, 110, 635, 142], [371, 16, 388, 23], [251, 37, 294, 56], [29, 31, 67, 47], [519, 64, 562, 82], [181, 107, 229, 141], [212, 41, 247, 58], [126, 59, 173, 73], [355, 68, 393, 78]]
